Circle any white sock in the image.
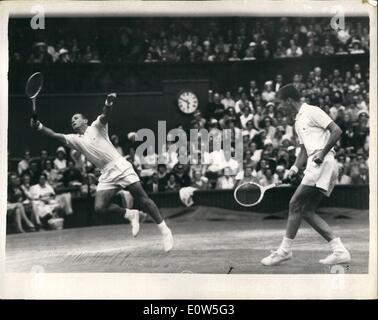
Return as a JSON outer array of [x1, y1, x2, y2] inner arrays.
[[278, 236, 293, 254], [329, 237, 347, 253], [157, 221, 170, 234], [124, 208, 134, 220]]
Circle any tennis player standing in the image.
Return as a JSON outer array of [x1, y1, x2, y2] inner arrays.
[[261, 84, 351, 266], [31, 93, 173, 252]]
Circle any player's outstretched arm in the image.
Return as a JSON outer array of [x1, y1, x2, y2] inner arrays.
[[30, 118, 66, 144], [99, 92, 117, 125]]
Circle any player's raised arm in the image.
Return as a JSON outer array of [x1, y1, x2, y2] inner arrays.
[[30, 118, 66, 144], [99, 92, 117, 125]]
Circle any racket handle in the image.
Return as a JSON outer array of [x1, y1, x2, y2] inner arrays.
[[31, 111, 37, 122], [31, 99, 37, 121]]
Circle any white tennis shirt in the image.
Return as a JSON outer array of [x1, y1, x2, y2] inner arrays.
[[294, 103, 333, 156], [63, 116, 122, 170]]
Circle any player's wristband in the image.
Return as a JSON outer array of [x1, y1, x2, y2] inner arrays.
[[290, 165, 299, 174], [37, 122, 44, 131]]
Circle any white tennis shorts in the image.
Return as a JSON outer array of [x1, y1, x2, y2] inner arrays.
[[301, 151, 338, 197], [97, 157, 140, 191]]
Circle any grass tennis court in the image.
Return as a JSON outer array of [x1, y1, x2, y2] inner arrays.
[[6, 207, 369, 274]]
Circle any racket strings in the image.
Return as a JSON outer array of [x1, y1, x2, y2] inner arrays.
[[25, 73, 43, 98], [234, 183, 262, 206]]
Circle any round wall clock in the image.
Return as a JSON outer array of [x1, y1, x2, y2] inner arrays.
[[177, 90, 199, 114]]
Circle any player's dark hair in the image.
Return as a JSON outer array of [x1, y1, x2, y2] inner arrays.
[[277, 84, 301, 102]]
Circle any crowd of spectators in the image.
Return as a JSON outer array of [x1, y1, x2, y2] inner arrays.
[[121, 64, 369, 191], [10, 17, 369, 64], [7, 62, 369, 232]]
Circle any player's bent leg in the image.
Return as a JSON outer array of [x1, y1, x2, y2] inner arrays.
[[127, 181, 174, 252], [95, 189, 121, 215], [301, 189, 351, 264], [95, 189, 141, 237], [286, 184, 316, 239], [301, 189, 335, 242], [261, 185, 317, 266]]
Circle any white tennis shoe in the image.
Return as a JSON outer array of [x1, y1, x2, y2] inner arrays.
[[125, 209, 140, 237], [162, 230, 174, 252], [319, 251, 351, 265], [261, 249, 292, 266]]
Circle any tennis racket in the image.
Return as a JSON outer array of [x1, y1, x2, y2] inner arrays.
[[234, 178, 291, 207], [25, 72, 44, 122]]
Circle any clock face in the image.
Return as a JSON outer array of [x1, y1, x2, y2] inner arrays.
[[177, 91, 199, 114]]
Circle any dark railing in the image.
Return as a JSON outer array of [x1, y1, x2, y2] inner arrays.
[[7, 184, 368, 233], [59, 184, 369, 229]]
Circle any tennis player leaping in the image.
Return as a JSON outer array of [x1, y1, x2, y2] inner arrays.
[[31, 93, 173, 252], [261, 84, 351, 266]]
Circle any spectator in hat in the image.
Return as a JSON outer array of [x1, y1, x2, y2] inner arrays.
[[261, 81, 276, 102], [243, 44, 256, 60], [54, 146, 67, 173], [57, 48, 71, 63], [264, 102, 276, 120], [208, 118, 222, 137], [349, 39, 365, 54]]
